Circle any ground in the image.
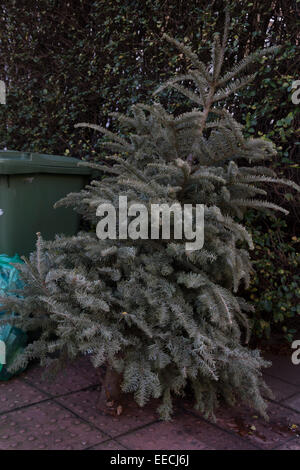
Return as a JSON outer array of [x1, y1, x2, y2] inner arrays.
[[0, 353, 299, 450]]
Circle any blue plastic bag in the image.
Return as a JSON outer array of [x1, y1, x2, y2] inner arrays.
[[0, 254, 24, 297], [0, 254, 27, 380]]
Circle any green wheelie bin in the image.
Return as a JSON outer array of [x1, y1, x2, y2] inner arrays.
[[0, 151, 92, 256]]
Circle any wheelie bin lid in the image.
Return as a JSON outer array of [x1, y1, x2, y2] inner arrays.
[[0, 151, 93, 175]]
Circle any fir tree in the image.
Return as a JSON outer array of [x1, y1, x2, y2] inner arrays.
[[1, 15, 299, 420]]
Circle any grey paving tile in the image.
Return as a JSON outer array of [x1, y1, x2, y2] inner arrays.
[[264, 353, 300, 386], [0, 400, 106, 450], [23, 356, 99, 397], [56, 388, 159, 438], [90, 439, 128, 450], [281, 393, 300, 413], [118, 411, 257, 450], [204, 400, 300, 450], [275, 437, 300, 450], [0, 377, 47, 414], [263, 374, 299, 401]]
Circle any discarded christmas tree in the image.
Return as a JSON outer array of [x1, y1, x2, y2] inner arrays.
[[1, 16, 299, 420]]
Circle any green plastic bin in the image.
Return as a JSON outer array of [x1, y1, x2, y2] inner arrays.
[[0, 151, 92, 256]]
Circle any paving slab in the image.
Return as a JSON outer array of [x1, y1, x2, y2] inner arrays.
[[281, 393, 300, 413], [56, 388, 159, 438], [117, 410, 257, 450], [90, 439, 128, 450], [262, 374, 299, 401], [0, 352, 299, 450], [0, 400, 107, 450], [198, 401, 300, 450], [0, 377, 47, 414], [264, 353, 300, 386], [23, 356, 99, 397], [275, 437, 300, 450]]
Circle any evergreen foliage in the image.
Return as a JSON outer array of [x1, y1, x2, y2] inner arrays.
[[1, 0, 298, 342], [1, 17, 299, 420]]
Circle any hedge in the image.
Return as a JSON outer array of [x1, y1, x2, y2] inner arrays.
[[0, 0, 299, 341]]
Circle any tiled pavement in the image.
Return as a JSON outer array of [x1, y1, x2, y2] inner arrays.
[[0, 353, 299, 450]]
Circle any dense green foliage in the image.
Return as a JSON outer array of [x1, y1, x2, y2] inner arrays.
[[0, 1, 298, 159], [0, 1, 299, 340], [244, 213, 299, 342], [1, 22, 299, 419]]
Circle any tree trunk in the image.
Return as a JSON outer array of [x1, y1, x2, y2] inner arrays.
[[97, 365, 123, 416]]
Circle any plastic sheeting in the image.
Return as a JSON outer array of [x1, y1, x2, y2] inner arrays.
[[0, 254, 27, 380]]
